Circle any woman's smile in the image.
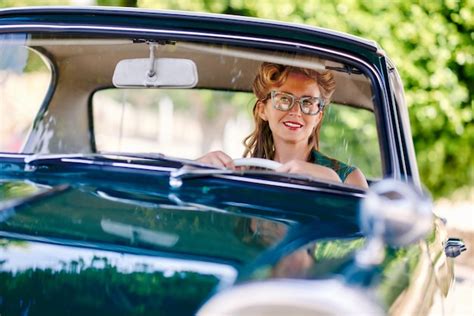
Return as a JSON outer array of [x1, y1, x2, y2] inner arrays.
[[282, 120, 304, 131]]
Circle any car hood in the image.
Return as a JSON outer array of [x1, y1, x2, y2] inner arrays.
[[0, 175, 364, 314]]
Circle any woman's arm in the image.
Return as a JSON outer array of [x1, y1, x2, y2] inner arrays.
[[344, 168, 369, 189], [277, 160, 368, 189], [276, 160, 341, 183]]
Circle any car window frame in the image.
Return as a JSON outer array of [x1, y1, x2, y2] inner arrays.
[[0, 25, 398, 183]]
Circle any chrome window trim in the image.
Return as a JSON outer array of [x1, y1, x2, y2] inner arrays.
[[0, 23, 398, 178], [214, 174, 366, 198]]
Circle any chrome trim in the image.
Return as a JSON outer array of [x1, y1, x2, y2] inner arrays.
[[213, 174, 366, 198], [110, 162, 175, 172], [198, 278, 384, 315], [24, 153, 85, 164], [0, 153, 29, 158], [61, 158, 94, 164], [0, 23, 397, 176]]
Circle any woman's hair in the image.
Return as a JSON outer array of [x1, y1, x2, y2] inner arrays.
[[243, 62, 336, 159]]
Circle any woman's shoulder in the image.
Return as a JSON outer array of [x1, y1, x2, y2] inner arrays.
[[311, 150, 356, 182]]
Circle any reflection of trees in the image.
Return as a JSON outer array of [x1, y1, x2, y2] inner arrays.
[[0, 256, 219, 315], [0, 238, 28, 250], [247, 237, 365, 280], [313, 238, 365, 261], [377, 245, 424, 314], [0, 181, 40, 200]]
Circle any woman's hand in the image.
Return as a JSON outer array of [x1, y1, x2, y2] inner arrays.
[[195, 150, 235, 169], [276, 160, 341, 183]]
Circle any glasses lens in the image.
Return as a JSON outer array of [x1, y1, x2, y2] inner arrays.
[[272, 92, 293, 110], [300, 97, 321, 114]]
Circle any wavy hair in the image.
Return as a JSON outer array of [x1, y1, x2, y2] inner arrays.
[[243, 62, 336, 159]]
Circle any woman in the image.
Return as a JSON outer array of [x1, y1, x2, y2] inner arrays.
[[197, 62, 368, 189]]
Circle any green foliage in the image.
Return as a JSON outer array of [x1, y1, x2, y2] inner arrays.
[[97, 0, 137, 6], [137, 0, 473, 198], [321, 105, 382, 179], [0, 0, 68, 6], [313, 237, 365, 260], [0, 181, 40, 199]]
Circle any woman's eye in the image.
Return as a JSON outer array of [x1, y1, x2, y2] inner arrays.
[[302, 99, 313, 107], [279, 96, 291, 104]]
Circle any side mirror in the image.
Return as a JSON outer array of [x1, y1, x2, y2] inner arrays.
[[112, 57, 198, 88], [360, 179, 433, 247], [356, 179, 433, 267]]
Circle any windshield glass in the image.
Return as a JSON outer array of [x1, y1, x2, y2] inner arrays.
[[0, 33, 382, 180]]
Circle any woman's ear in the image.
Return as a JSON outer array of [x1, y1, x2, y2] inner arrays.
[[257, 101, 268, 121]]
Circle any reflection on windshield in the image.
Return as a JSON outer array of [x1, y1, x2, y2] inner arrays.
[[0, 187, 292, 263], [101, 219, 179, 247], [247, 238, 365, 280]]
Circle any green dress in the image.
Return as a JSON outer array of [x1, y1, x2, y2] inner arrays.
[[311, 150, 355, 182]]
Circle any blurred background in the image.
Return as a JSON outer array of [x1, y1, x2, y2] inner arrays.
[[1, 0, 472, 313]]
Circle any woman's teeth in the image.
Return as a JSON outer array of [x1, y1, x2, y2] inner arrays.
[[284, 122, 302, 128]]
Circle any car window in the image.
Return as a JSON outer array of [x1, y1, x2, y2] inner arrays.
[[93, 89, 255, 159], [93, 88, 382, 179], [320, 105, 381, 179], [0, 34, 52, 153]]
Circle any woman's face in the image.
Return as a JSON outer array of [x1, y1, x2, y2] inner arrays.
[[258, 72, 323, 147]]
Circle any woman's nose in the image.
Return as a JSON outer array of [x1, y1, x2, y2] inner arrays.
[[289, 102, 302, 115]]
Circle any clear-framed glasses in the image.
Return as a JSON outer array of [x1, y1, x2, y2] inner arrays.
[[268, 90, 325, 115]]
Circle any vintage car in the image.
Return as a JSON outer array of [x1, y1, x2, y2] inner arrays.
[[0, 6, 465, 315]]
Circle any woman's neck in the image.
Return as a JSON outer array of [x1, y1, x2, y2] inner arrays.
[[273, 141, 312, 163]]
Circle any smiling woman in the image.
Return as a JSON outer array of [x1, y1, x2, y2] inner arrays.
[[198, 62, 369, 188]]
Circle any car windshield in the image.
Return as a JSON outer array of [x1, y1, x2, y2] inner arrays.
[[0, 33, 382, 181]]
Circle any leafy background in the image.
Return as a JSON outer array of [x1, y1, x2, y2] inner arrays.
[[1, 0, 472, 199]]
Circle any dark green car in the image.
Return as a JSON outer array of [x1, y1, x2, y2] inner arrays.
[[0, 6, 464, 315]]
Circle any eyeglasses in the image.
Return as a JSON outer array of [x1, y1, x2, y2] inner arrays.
[[267, 90, 325, 115]]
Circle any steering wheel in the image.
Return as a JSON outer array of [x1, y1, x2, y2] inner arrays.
[[233, 158, 282, 170]]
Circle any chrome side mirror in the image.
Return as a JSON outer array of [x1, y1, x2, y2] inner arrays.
[[357, 179, 433, 266]]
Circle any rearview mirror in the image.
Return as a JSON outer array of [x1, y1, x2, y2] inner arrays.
[[112, 58, 198, 88]]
